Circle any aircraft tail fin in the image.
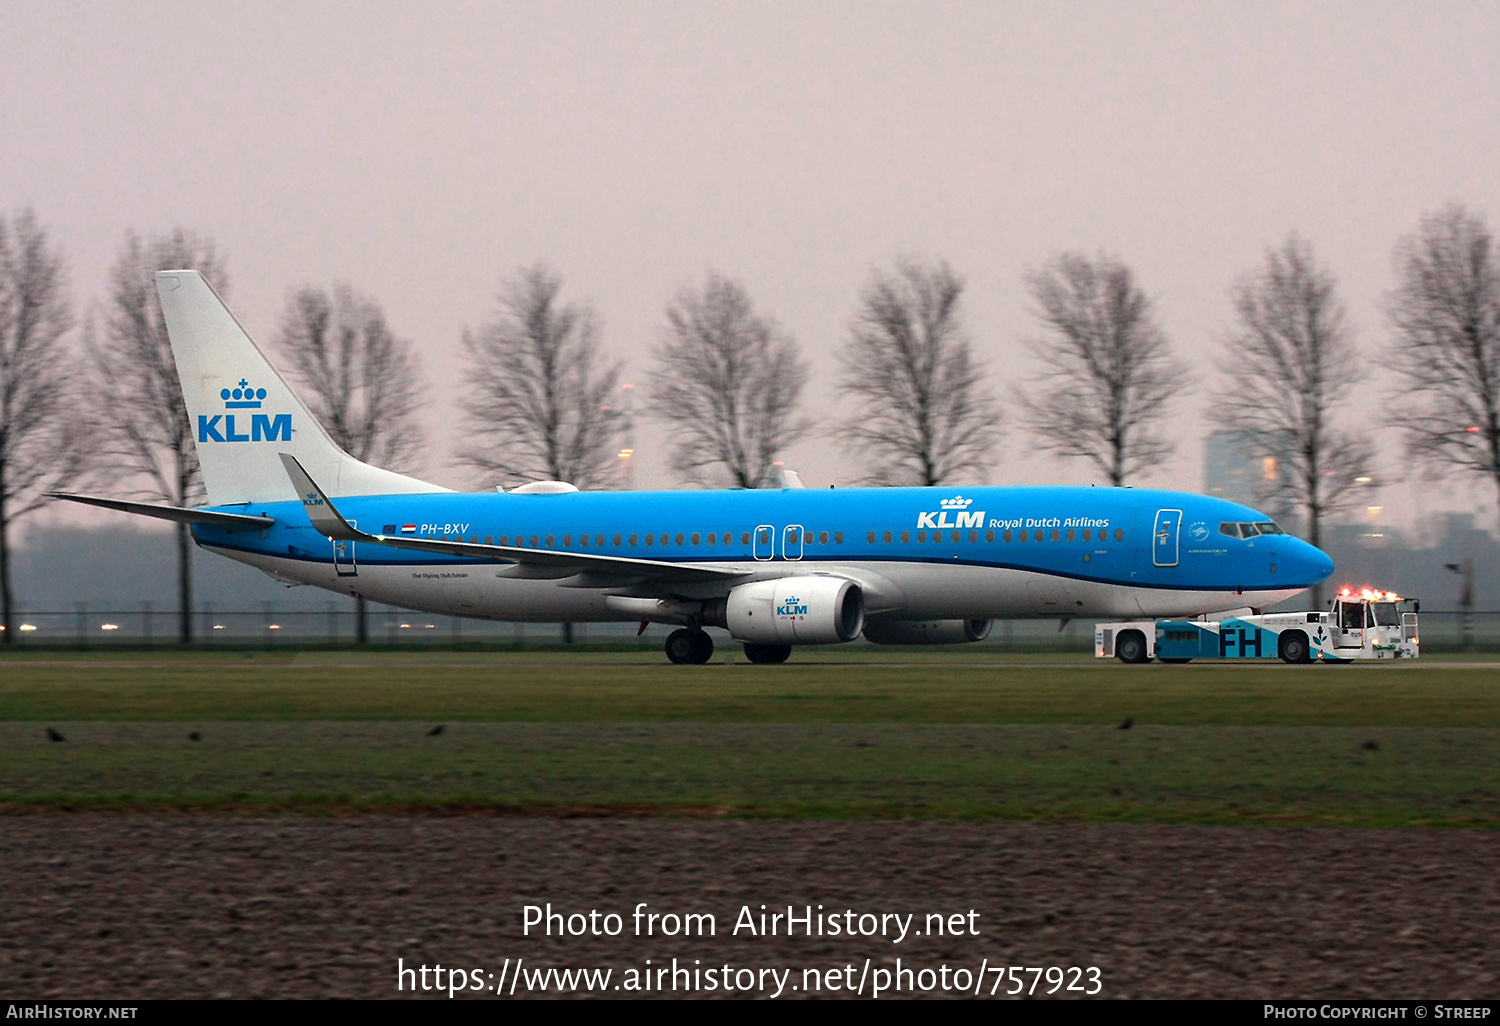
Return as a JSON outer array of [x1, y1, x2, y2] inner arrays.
[[155, 270, 448, 505]]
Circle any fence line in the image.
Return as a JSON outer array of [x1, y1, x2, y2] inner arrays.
[[2, 607, 1498, 649]]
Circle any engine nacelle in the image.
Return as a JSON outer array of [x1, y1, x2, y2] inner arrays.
[[862, 619, 994, 645], [723, 577, 865, 645]]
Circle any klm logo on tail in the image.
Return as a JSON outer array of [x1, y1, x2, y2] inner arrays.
[[198, 378, 291, 443], [917, 494, 984, 530]]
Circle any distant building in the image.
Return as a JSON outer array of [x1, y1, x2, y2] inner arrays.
[[1203, 430, 1293, 521]]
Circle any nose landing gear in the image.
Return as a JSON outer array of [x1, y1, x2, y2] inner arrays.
[[665, 628, 715, 664]]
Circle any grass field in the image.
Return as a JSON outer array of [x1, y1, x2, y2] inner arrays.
[[2, 649, 1497, 826]]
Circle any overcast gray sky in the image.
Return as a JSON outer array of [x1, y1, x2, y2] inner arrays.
[[5, 0, 1498, 532]]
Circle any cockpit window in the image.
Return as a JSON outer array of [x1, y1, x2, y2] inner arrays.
[[1255, 522, 1284, 535], [1219, 521, 1285, 539]]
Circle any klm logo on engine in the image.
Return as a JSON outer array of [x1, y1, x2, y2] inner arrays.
[[917, 494, 984, 530], [198, 378, 291, 443], [777, 595, 808, 617]]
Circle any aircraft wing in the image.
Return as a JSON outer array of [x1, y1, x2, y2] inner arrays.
[[48, 492, 275, 532], [279, 454, 749, 584]]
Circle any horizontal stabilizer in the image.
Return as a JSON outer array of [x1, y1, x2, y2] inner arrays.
[[48, 493, 274, 532], [278, 454, 747, 584]]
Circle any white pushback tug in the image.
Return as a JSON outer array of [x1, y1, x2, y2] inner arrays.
[[1095, 588, 1420, 664]]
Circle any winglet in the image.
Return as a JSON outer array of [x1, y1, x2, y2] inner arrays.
[[279, 453, 363, 541]]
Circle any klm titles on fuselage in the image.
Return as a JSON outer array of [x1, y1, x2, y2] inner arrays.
[[198, 378, 292, 443], [915, 506, 1113, 531]]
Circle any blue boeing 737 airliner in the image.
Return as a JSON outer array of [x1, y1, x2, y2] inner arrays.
[[55, 271, 1334, 663]]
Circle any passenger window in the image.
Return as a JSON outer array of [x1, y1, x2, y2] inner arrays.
[[1114, 529, 1123, 542], [691, 533, 700, 545], [580, 535, 588, 547], [1051, 529, 1060, 542], [723, 533, 732, 545], [970, 530, 978, 543], [629, 534, 637, 546], [546, 535, 555, 547], [951, 530, 960, 543], [805, 531, 814, 544], [1066, 529, 1075, 542], [901, 531, 910, 543], [1083, 529, 1091, 541], [596, 535, 604, 546], [867, 531, 876, 544], [486, 536, 494, 545], [757, 529, 770, 545], [834, 532, 843, 544], [884, 531, 892, 544], [530, 535, 539, 547], [1018, 530, 1027, 542], [613, 534, 622, 546], [499, 536, 509, 545], [819, 531, 828, 544], [660, 534, 669, 545], [917, 530, 926, 542], [563, 535, 572, 547], [674, 533, 683, 545], [645, 534, 654, 546], [984, 530, 993, 543], [706, 533, 716, 546]]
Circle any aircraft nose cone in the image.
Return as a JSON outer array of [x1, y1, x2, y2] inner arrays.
[[1296, 540, 1335, 583]]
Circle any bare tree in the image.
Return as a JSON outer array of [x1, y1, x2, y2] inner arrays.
[[1212, 234, 1372, 607], [1387, 204, 1500, 509], [840, 257, 999, 486], [1020, 253, 1175, 486], [277, 283, 428, 645], [458, 264, 622, 490], [89, 229, 227, 644], [276, 284, 427, 474], [650, 272, 810, 489], [0, 210, 85, 643]]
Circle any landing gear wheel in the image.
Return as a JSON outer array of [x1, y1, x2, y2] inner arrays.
[[666, 628, 712, 665], [743, 643, 792, 664], [1116, 631, 1150, 664], [1279, 632, 1310, 664]]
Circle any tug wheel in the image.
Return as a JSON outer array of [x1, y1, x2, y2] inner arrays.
[[1115, 631, 1150, 664], [1279, 631, 1311, 664]]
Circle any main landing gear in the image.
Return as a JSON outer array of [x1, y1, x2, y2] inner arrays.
[[664, 630, 794, 665], [665, 628, 715, 665], [742, 643, 791, 664]]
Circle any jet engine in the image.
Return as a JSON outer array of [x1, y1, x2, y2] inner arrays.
[[862, 619, 994, 645], [717, 576, 865, 645]]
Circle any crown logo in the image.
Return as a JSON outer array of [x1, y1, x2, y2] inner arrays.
[[940, 495, 973, 509], [221, 379, 266, 409]]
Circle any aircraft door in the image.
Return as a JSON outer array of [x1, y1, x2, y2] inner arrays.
[[753, 525, 775, 561], [333, 520, 357, 577], [1152, 509, 1182, 567], [782, 524, 804, 561]]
